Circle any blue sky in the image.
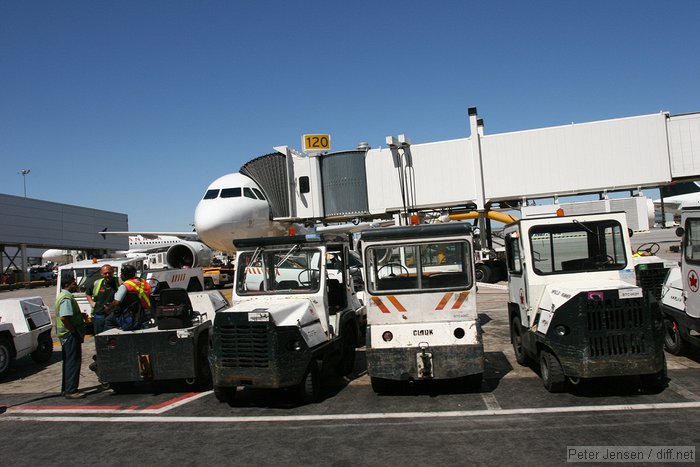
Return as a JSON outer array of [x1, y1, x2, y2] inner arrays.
[[2, 1, 699, 231]]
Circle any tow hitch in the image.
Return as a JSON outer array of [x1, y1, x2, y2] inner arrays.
[[416, 342, 434, 379]]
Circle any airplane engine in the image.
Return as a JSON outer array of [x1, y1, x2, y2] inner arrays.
[[166, 241, 213, 268]]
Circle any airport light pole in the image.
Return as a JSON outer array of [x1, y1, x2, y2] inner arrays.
[[18, 169, 30, 197]]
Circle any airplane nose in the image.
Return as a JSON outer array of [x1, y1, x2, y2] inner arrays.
[[194, 202, 233, 252]]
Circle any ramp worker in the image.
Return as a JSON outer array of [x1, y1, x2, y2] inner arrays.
[[85, 264, 119, 335], [104, 264, 152, 330], [55, 277, 86, 399]]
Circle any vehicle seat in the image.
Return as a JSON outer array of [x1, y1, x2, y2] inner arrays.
[[155, 287, 194, 329], [277, 280, 299, 290], [327, 279, 345, 314]]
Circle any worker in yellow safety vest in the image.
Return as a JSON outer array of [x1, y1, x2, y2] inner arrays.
[[104, 264, 152, 330]]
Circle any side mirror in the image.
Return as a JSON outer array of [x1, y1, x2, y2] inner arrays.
[[676, 227, 685, 237]]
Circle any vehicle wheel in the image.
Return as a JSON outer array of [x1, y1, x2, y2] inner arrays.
[[539, 349, 566, 393], [511, 316, 533, 366], [475, 264, 491, 283], [214, 385, 237, 403], [0, 336, 15, 379], [30, 332, 54, 364], [193, 336, 212, 388], [370, 376, 395, 395], [298, 360, 321, 403], [663, 318, 687, 356], [333, 326, 357, 377]]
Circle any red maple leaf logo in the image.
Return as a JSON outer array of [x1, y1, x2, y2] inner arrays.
[[689, 270, 699, 293]]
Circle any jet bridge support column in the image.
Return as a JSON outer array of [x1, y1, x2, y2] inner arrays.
[[469, 107, 489, 250]]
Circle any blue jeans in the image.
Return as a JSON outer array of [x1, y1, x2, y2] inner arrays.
[[93, 315, 107, 335], [61, 333, 82, 394]]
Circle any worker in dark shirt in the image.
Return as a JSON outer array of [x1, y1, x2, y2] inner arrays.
[[86, 264, 119, 335]]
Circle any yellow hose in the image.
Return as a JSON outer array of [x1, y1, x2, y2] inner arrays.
[[448, 211, 519, 224]]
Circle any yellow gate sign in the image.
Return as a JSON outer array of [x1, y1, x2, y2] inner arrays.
[[302, 134, 331, 154]]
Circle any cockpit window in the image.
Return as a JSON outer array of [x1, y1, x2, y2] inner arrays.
[[203, 189, 219, 200], [252, 188, 266, 200], [221, 188, 242, 198], [243, 188, 256, 199]]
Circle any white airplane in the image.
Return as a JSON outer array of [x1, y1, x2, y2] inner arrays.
[[193, 172, 287, 253], [43, 232, 213, 268], [653, 181, 700, 215], [193, 172, 396, 253]]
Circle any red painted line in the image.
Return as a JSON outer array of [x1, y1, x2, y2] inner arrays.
[[145, 392, 199, 410], [18, 405, 124, 410]]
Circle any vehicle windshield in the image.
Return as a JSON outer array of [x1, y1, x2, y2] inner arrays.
[[236, 245, 322, 295], [528, 220, 627, 275], [59, 267, 102, 293], [365, 240, 472, 293]]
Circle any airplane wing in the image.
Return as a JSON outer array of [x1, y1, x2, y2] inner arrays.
[[99, 229, 198, 240]]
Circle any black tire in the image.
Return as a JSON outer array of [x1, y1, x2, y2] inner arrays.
[[214, 385, 236, 403], [298, 360, 321, 403], [475, 264, 492, 283], [511, 316, 533, 366], [539, 349, 566, 393], [663, 318, 687, 356], [0, 336, 14, 379], [193, 336, 212, 388], [30, 332, 54, 364], [370, 376, 395, 395], [333, 326, 357, 377]]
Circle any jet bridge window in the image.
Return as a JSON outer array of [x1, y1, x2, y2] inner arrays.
[[221, 188, 242, 198], [528, 220, 627, 275], [366, 240, 472, 294], [684, 218, 700, 265], [203, 189, 219, 200]]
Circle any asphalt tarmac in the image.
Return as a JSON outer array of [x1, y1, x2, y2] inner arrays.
[[1, 231, 698, 466]]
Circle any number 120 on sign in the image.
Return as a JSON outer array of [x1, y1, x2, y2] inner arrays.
[[303, 134, 331, 154]]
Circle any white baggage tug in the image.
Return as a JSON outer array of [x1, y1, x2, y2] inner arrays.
[[359, 222, 483, 393]]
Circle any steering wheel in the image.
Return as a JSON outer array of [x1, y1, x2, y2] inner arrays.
[[635, 242, 660, 256], [378, 263, 409, 277], [297, 268, 321, 287], [590, 254, 615, 267]]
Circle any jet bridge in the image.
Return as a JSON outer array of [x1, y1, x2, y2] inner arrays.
[[264, 109, 700, 225]]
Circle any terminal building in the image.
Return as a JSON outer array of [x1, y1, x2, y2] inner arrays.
[[0, 194, 128, 283]]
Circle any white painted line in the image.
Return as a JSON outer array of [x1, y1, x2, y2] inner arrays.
[[480, 393, 502, 410], [5, 401, 700, 423], [668, 381, 700, 402]]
